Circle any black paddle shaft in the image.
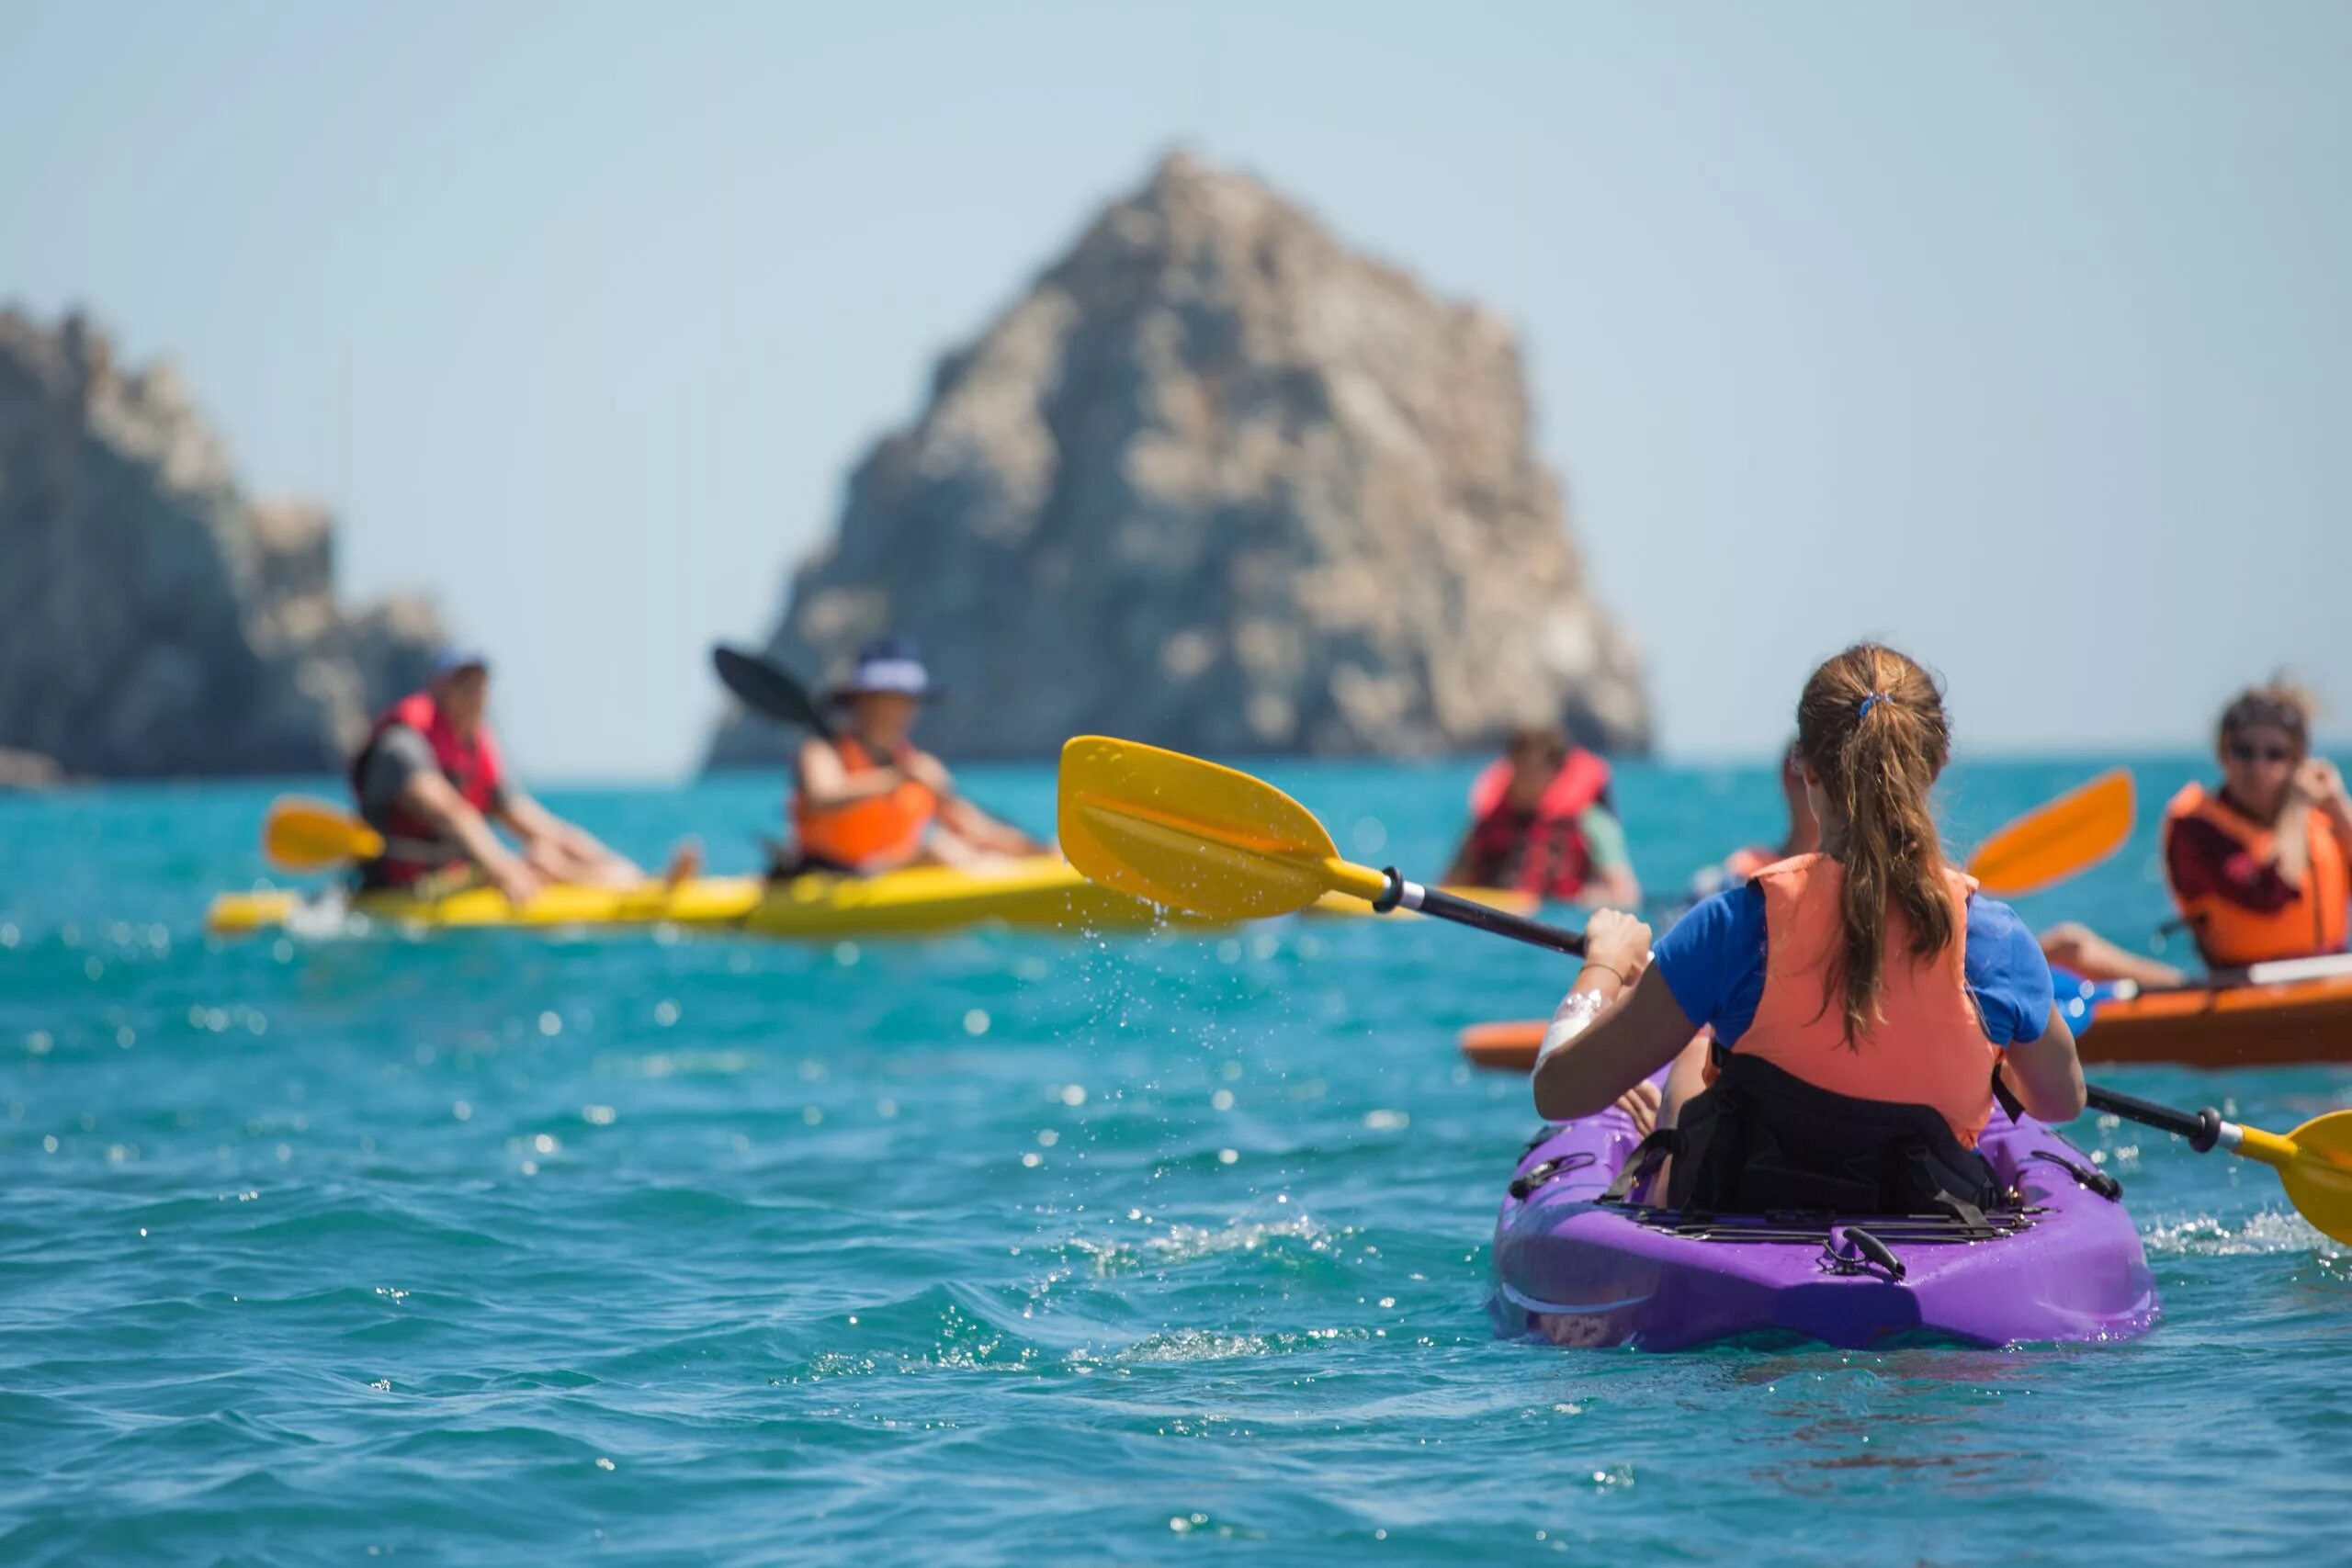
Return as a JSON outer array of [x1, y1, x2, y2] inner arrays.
[[2086, 1084, 2223, 1152], [1374, 869, 1589, 958]]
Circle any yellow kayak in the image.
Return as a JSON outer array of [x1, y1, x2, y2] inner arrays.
[[205, 858, 1173, 940]]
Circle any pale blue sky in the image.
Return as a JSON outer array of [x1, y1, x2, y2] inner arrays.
[[3, 1, 2344, 779]]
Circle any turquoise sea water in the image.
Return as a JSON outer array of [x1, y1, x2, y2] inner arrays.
[[2, 756, 2346, 1564]]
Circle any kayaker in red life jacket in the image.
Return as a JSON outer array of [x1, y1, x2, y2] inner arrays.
[[1442, 724, 1641, 908], [1531, 644, 2087, 1213], [785, 637, 1046, 877], [352, 649, 684, 904], [1688, 739, 1820, 901]]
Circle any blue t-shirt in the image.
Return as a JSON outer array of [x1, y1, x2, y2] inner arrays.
[[1652, 883, 2053, 1049]]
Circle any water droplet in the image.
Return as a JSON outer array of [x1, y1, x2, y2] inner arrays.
[[963, 1009, 990, 1036], [1217, 1148, 1239, 1166], [537, 1011, 561, 1037]]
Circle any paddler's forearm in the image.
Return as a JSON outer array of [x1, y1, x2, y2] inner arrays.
[[2274, 806, 2312, 887]]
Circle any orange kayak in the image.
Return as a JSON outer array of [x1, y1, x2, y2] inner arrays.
[[1459, 966, 2352, 1072]]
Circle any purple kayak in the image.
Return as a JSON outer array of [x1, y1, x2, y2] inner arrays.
[[1489, 1091, 2160, 1351]]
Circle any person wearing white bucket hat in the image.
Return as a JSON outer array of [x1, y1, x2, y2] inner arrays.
[[785, 637, 1045, 875]]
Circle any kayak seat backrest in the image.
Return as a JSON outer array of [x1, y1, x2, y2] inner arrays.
[[1667, 1056, 2005, 1218]]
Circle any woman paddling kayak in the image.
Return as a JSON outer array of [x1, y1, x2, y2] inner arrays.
[[783, 637, 1046, 877], [1531, 643, 2087, 1213]]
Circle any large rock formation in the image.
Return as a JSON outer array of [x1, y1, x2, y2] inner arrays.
[[0, 310, 444, 778], [708, 152, 1648, 768]]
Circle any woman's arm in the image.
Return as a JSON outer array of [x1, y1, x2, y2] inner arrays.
[[1999, 1008, 2086, 1123], [1530, 908, 1694, 1122], [1532, 968, 1703, 1122]]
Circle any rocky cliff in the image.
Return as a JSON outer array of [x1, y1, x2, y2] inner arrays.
[[708, 152, 1648, 768], [0, 310, 443, 778]]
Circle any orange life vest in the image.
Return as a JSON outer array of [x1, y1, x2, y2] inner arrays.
[[351, 691, 507, 886], [792, 736, 936, 873], [2162, 782, 2351, 968], [1464, 749, 1613, 897], [1734, 853, 1998, 1146]]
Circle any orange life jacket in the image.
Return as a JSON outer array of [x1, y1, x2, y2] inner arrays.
[[792, 735, 936, 873], [2162, 782, 2351, 968], [1464, 749, 1613, 897], [1733, 853, 1997, 1145], [351, 691, 507, 886]]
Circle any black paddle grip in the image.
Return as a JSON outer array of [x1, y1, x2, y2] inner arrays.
[[2086, 1084, 2222, 1148], [1388, 872, 1588, 958]]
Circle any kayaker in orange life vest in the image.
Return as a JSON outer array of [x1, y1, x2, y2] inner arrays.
[[2161, 682, 2352, 968], [1442, 723, 1641, 907], [785, 637, 1046, 876], [351, 649, 683, 904], [2033, 682, 2350, 985], [1532, 644, 2086, 1212]]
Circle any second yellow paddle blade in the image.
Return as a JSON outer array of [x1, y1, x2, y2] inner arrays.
[[263, 796, 384, 871], [1057, 736, 1384, 919], [2270, 1111, 2352, 1247], [1966, 767, 2133, 898]]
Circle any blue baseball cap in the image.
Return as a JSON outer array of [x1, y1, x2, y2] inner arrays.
[[831, 636, 935, 699], [428, 646, 492, 682]]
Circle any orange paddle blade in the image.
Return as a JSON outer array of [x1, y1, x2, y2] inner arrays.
[[1965, 768, 2133, 898], [263, 796, 384, 871], [1458, 1020, 1545, 1073]]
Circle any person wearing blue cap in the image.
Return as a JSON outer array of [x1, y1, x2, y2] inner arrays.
[[352, 649, 695, 900], [786, 637, 1045, 875]]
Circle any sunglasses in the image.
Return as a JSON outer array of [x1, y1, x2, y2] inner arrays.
[[2229, 743, 2300, 765]]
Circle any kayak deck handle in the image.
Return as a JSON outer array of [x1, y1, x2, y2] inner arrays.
[[1822, 1225, 1907, 1281]]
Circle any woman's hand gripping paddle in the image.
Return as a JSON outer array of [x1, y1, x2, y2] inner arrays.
[[263, 797, 386, 872], [1964, 767, 2133, 898], [1056, 736, 1588, 956], [2086, 1084, 2352, 1247]]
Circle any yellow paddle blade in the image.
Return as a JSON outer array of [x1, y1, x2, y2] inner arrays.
[[1965, 767, 2133, 898], [1057, 736, 1388, 919], [263, 796, 384, 871], [2235, 1112, 2352, 1247]]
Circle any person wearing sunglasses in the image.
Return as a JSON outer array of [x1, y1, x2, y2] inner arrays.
[[2161, 682, 2352, 968]]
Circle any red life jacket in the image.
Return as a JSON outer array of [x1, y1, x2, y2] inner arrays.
[[1463, 749, 1612, 897], [350, 692, 507, 886]]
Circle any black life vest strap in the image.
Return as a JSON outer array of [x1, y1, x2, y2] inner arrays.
[[1599, 1128, 1683, 1205]]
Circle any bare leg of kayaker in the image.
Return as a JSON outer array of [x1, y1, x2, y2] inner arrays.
[[2039, 922, 2187, 989]]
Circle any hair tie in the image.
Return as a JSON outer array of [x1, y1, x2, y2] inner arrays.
[[1859, 692, 1889, 719]]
